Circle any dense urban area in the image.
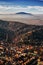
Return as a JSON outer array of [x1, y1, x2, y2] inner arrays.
[[0, 20, 43, 65]]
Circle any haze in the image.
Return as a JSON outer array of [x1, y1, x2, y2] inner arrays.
[[0, 14, 43, 25]]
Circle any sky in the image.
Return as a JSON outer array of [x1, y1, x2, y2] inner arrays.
[[0, 0, 43, 14]]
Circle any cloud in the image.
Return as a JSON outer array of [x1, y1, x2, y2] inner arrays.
[[0, 5, 43, 14]]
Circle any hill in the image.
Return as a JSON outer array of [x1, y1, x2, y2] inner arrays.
[[0, 20, 43, 44]]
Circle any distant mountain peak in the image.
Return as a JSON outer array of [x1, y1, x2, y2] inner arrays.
[[16, 12, 33, 15]]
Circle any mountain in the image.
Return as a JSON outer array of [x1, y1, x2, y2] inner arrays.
[[16, 12, 33, 15], [0, 20, 43, 44]]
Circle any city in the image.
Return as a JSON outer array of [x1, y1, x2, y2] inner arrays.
[[0, 40, 43, 65], [0, 0, 43, 65], [0, 20, 43, 65]]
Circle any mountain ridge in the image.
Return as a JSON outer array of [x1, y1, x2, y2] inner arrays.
[[16, 12, 33, 15]]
